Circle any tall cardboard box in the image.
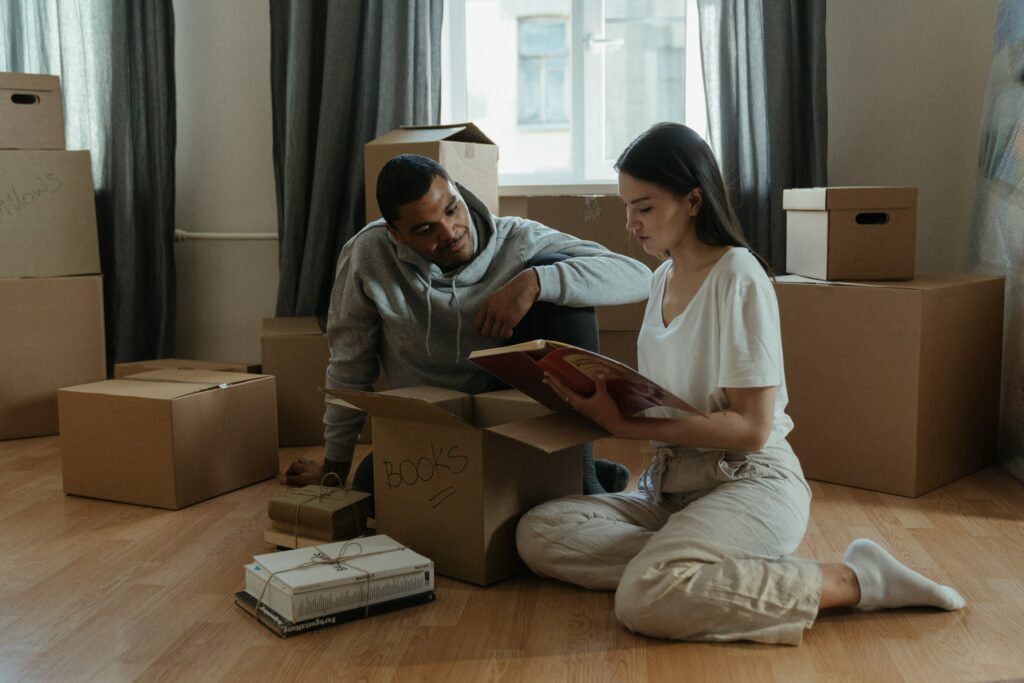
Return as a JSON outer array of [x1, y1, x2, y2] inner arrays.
[[775, 274, 1004, 497], [0, 150, 101, 279], [59, 369, 279, 509], [326, 386, 605, 585], [598, 330, 640, 370], [784, 186, 917, 281], [261, 317, 331, 446], [0, 72, 66, 149], [0, 275, 106, 440], [114, 358, 258, 379], [364, 123, 499, 222], [506, 195, 656, 334]]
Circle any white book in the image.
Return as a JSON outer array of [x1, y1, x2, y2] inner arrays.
[[245, 535, 434, 622]]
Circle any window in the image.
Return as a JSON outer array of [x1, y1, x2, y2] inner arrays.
[[443, 0, 706, 187], [518, 17, 570, 128]]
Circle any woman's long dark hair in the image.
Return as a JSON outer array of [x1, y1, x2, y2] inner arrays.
[[615, 123, 773, 276]]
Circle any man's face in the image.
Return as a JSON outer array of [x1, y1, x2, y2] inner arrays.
[[387, 175, 475, 269]]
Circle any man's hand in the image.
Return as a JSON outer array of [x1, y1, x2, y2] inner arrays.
[[281, 458, 352, 487], [474, 269, 541, 339]]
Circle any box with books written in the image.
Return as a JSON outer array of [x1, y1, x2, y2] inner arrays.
[[245, 535, 434, 623], [325, 386, 601, 585], [268, 485, 373, 541]]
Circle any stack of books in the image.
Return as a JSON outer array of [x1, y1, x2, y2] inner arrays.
[[236, 534, 435, 637]]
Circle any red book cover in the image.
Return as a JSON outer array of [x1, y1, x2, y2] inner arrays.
[[469, 340, 705, 418]]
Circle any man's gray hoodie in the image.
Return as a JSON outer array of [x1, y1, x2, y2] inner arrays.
[[323, 184, 652, 464]]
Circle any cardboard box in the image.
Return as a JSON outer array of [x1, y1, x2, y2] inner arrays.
[[0, 72, 65, 149], [504, 195, 656, 330], [599, 330, 640, 370], [775, 274, 1004, 497], [0, 150, 101, 279], [113, 358, 258, 379], [784, 186, 917, 281], [364, 123, 499, 222], [58, 369, 279, 509], [0, 275, 106, 440], [325, 386, 605, 585], [261, 317, 382, 446], [261, 317, 331, 446]]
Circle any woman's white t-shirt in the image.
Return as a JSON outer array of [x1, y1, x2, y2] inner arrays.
[[637, 247, 794, 450]]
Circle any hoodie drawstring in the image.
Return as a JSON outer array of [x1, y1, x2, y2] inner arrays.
[[424, 274, 435, 360], [451, 277, 463, 363]]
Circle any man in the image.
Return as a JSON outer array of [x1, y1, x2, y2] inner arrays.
[[284, 154, 652, 493]]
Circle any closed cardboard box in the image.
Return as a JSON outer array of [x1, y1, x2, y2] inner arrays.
[[114, 358, 258, 379], [326, 386, 605, 585], [784, 186, 917, 281], [0, 275, 106, 440], [0, 72, 65, 150], [365, 123, 499, 222], [502, 195, 656, 330], [261, 317, 331, 446], [599, 330, 640, 370], [775, 274, 1004, 497], [59, 369, 279, 509], [0, 150, 100, 279]]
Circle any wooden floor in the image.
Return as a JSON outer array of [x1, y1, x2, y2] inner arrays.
[[1, 437, 1023, 683]]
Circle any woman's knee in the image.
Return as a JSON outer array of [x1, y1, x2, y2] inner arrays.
[[614, 562, 707, 640]]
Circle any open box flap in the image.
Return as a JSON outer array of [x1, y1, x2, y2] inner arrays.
[[776, 273, 1002, 291], [485, 412, 608, 454], [325, 387, 472, 429]]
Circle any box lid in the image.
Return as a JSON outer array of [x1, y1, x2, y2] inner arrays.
[[325, 386, 472, 429], [261, 316, 324, 337], [486, 412, 607, 453], [126, 369, 267, 386], [776, 273, 1004, 291], [116, 358, 249, 374], [367, 122, 495, 147], [60, 369, 267, 400], [0, 72, 61, 94], [782, 186, 917, 210]]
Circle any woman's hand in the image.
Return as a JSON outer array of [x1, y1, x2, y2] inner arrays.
[[543, 372, 628, 435]]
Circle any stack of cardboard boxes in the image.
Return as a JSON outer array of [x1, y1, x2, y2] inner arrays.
[[0, 73, 106, 441], [777, 187, 1004, 496]]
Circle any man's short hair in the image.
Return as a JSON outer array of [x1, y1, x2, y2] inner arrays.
[[376, 154, 452, 225]]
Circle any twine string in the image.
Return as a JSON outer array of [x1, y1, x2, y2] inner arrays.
[[288, 471, 364, 546], [252, 539, 405, 625]]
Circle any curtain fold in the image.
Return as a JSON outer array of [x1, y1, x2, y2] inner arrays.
[[968, 0, 1024, 484], [696, 0, 827, 272], [1, 0, 177, 369], [270, 0, 443, 317]]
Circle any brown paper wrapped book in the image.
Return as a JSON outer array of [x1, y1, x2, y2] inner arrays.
[[268, 485, 372, 541]]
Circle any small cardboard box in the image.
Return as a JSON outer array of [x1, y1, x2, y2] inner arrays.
[[114, 358, 258, 379], [0, 275, 106, 440], [364, 123, 499, 222], [0, 72, 65, 149], [775, 274, 1004, 497], [783, 186, 917, 281], [0, 150, 101, 279], [325, 387, 605, 585], [58, 369, 279, 509], [502, 195, 656, 330]]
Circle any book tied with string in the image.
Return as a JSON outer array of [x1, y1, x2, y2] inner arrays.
[[468, 339, 706, 418], [267, 485, 372, 541], [238, 534, 435, 634]]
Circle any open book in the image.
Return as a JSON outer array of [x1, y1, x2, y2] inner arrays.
[[469, 339, 706, 418]]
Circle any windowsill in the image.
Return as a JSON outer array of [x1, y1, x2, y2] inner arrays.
[[499, 182, 618, 196]]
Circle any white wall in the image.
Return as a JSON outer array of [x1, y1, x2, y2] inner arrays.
[[826, 0, 998, 273], [173, 0, 278, 365]]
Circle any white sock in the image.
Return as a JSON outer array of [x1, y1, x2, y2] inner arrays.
[[843, 539, 966, 611]]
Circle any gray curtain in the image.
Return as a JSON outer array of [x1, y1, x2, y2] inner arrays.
[[270, 0, 443, 316], [696, 0, 827, 272], [968, 1, 1024, 484], [0, 1, 177, 370]]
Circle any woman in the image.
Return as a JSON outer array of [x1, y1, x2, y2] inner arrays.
[[515, 123, 964, 645]]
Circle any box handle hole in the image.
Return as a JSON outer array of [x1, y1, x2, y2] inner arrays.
[[855, 212, 889, 225], [10, 93, 40, 105]]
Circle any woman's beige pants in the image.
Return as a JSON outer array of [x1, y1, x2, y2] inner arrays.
[[516, 441, 823, 645]]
